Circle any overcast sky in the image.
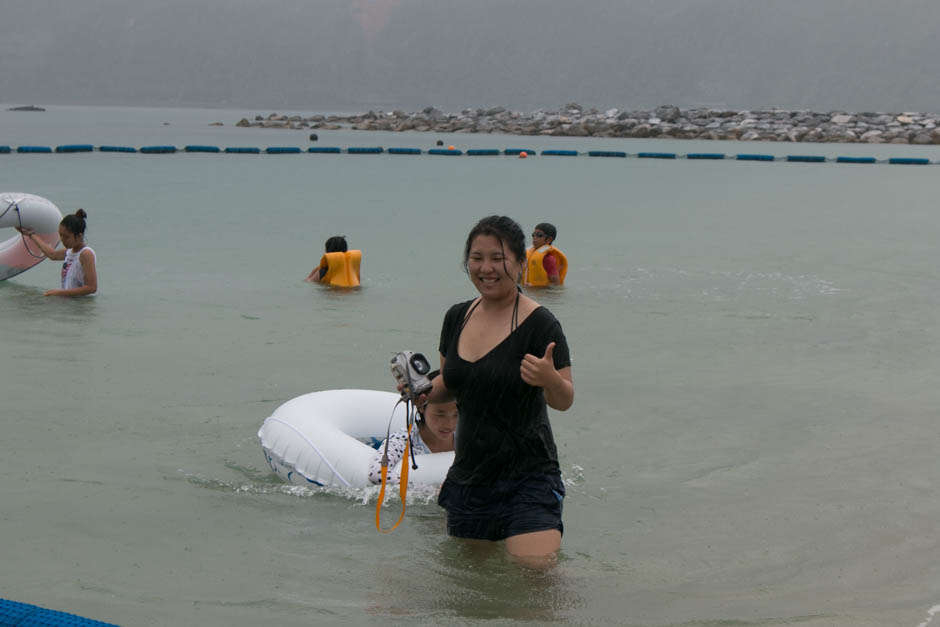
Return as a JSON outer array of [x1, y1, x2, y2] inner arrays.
[[2, 0, 939, 112]]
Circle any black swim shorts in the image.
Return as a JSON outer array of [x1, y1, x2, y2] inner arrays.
[[437, 472, 565, 541]]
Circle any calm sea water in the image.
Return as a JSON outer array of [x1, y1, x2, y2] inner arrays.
[[3, 105, 940, 626]]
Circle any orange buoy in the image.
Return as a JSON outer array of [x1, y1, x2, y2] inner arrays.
[[448, 145, 455, 150], [519, 151, 528, 158]]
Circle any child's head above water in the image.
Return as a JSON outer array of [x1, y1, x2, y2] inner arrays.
[[418, 371, 457, 446], [324, 235, 348, 253], [532, 222, 557, 246]]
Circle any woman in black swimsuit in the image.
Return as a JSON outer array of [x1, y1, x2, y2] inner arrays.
[[424, 215, 574, 566]]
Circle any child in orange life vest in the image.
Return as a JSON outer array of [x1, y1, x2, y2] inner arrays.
[[305, 235, 362, 286], [525, 222, 567, 286], [368, 371, 457, 484]]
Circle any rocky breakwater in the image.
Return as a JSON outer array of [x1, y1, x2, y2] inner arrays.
[[236, 104, 940, 144]]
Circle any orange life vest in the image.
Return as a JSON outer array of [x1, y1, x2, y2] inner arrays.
[[524, 245, 567, 286], [319, 250, 362, 287]]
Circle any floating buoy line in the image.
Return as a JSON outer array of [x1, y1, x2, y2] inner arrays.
[[0, 144, 935, 165]]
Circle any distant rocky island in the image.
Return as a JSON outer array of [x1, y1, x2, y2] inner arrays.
[[7, 105, 45, 112], [236, 104, 940, 145]]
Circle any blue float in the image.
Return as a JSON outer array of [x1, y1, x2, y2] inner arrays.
[[786, 155, 827, 163], [0, 142, 933, 170], [0, 598, 119, 626], [888, 157, 930, 165], [140, 146, 177, 154], [55, 144, 94, 153]]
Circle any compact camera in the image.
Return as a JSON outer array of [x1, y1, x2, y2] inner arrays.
[[390, 351, 434, 401]]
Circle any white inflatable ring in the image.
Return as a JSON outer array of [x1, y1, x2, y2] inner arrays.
[[258, 389, 454, 488], [0, 192, 62, 281]]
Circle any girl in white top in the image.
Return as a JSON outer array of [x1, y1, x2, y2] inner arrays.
[[17, 208, 98, 296]]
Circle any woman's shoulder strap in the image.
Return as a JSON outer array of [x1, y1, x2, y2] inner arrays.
[[445, 298, 476, 320]]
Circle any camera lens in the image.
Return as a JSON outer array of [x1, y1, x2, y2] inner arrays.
[[410, 353, 430, 374]]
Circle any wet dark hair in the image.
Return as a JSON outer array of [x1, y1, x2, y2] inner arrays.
[[534, 222, 557, 241], [462, 216, 526, 280], [60, 209, 88, 236], [324, 235, 348, 253]]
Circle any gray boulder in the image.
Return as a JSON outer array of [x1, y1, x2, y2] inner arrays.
[[654, 105, 681, 122]]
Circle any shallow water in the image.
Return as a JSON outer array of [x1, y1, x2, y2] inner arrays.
[[3, 105, 940, 626]]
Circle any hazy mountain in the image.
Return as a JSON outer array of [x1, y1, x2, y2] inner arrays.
[[2, 0, 939, 112]]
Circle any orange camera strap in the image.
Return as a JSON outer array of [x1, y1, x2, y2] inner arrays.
[[375, 421, 413, 533]]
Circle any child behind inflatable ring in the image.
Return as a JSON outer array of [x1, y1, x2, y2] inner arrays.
[[368, 371, 457, 484]]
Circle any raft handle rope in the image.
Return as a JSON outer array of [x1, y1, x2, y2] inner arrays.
[[1, 199, 46, 260], [0, 199, 15, 220], [375, 395, 421, 533]]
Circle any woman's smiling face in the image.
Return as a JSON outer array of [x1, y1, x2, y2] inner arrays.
[[467, 233, 522, 298]]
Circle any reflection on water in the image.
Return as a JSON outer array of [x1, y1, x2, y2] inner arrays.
[[0, 280, 98, 321], [524, 284, 567, 308], [362, 512, 585, 623], [0, 280, 48, 309], [431, 547, 583, 622], [1, 281, 99, 360], [316, 284, 367, 301]]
